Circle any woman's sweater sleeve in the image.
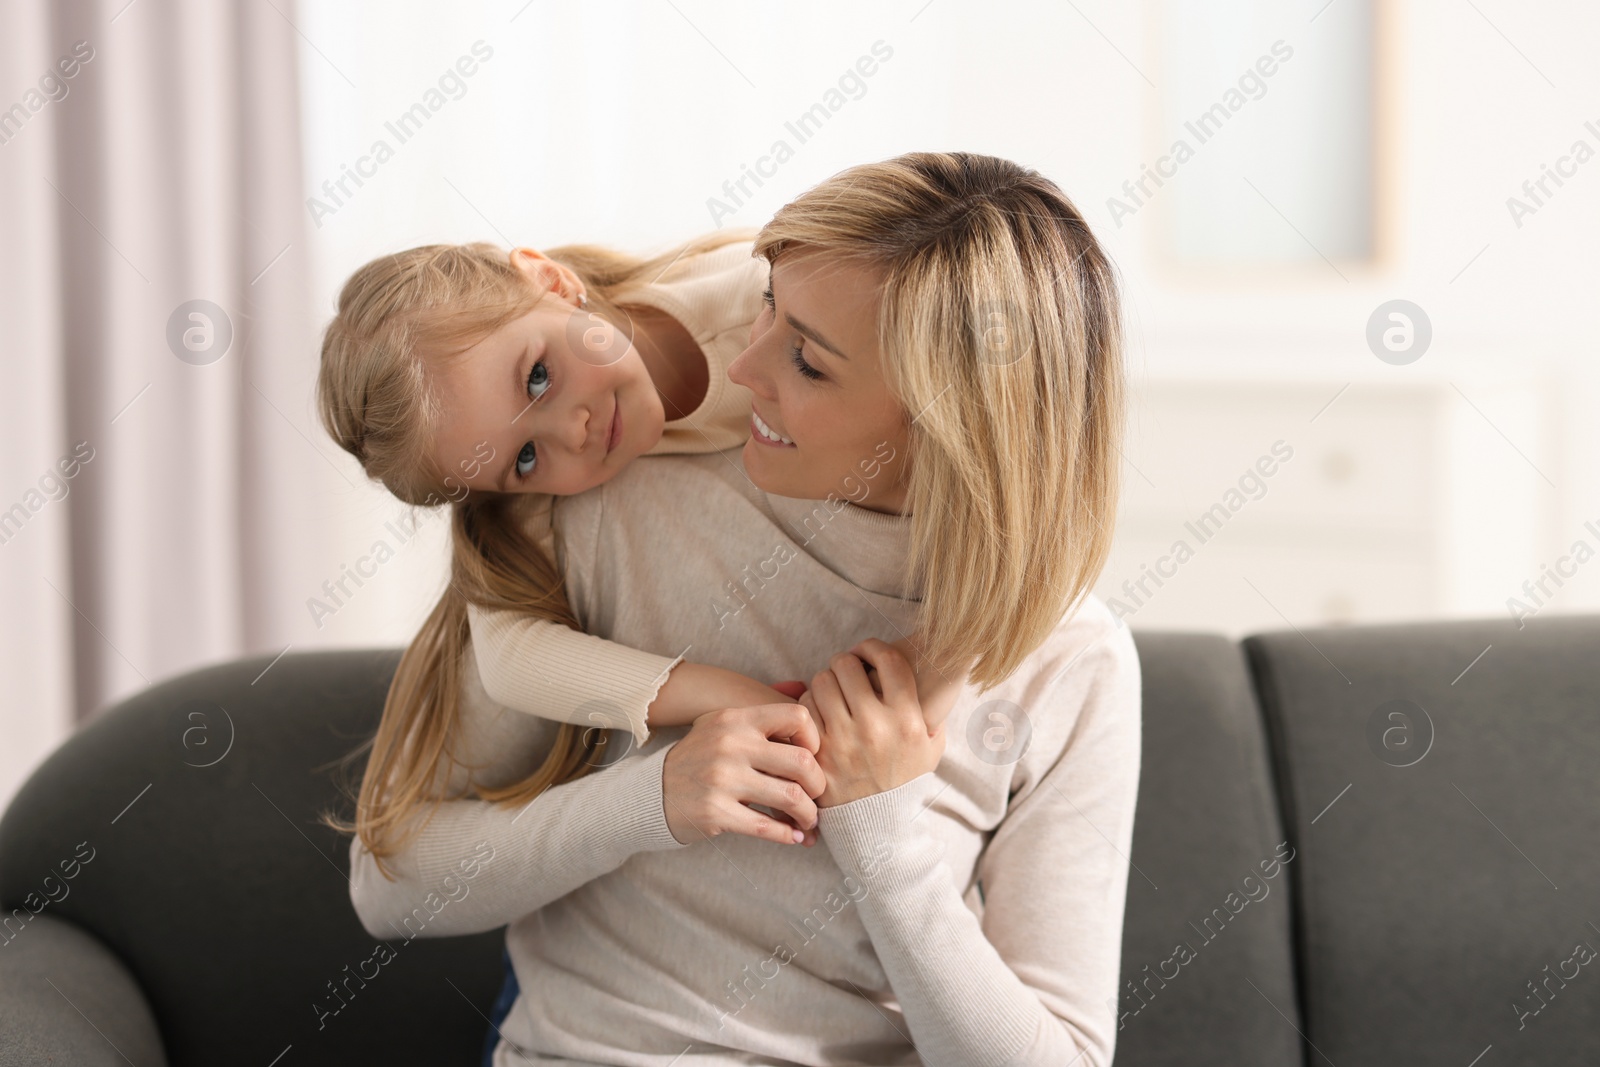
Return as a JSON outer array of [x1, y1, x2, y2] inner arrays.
[[466, 602, 683, 750], [346, 743, 687, 940], [815, 624, 1142, 1067]]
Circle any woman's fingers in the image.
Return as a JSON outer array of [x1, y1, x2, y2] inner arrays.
[[768, 804, 820, 846], [662, 704, 826, 847], [755, 700, 820, 755], [751, 730, 827, 803], [739, 765, 820, 834], [830, 651, 889, 717], [809, 666, 850, 733], [796, 688, 824, 740], [721, 798, 813, 847], [850, 638, 919, 710]]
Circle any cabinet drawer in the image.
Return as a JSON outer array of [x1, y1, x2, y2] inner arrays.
[[1092, 527, 1436, 634], [1118, 382, 1441, 535]]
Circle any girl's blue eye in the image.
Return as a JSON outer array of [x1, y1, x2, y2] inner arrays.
[[516, 358, 553, 479], [527, 359, 551, 400]]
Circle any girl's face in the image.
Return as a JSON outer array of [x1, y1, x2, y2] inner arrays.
[[427, 250, 666, 498], [727, 250, 911, 514]]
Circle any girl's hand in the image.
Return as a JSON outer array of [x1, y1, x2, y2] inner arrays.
[[806, 638, 947, 808]]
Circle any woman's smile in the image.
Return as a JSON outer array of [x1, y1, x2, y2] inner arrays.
[[750, 409, 795, 448], [606, 395, 623, 454]]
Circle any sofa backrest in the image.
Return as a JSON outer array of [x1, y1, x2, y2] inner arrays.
[[7, 618, 1597, 1066], [0, 649, 503, 1067], [1244, 616, 1600, 1067], [1116, 632, 1304, 1066]]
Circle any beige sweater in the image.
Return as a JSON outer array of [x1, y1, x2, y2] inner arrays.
[[465, 237, 767, 751], [347, 247, 1143, 1066]]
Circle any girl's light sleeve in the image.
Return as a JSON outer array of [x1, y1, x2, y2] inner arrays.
[[815, 617, 1143, 1067], [463, 490, 681, 750], [466, 602, 682, 750]]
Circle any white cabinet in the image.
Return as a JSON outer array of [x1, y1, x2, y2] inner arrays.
[[1093, 375, 1545, 634]]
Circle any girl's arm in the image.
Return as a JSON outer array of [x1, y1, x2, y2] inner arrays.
[[467, 602, 793, 750], [811, 619, 1143, 1067]]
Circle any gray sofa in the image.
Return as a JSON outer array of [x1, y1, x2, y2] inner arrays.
[[2, 617, 1596, 1066]]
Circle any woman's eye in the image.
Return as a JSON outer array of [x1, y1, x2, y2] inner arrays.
[[516, 441, 537, 478], [526, 358, 552, 401], [790, 341, 823, 381], [762, 283, 819, 380]]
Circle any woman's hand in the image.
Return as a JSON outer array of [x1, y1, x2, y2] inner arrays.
[[661, 703, 828, 847], [885, 633, 968, 733], [804, 638, 948, 808]]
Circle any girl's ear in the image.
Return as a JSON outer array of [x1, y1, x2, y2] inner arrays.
[[509, 247, 581, 304]]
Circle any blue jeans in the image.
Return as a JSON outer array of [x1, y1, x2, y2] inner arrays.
[[480, 945, 521, 1067]]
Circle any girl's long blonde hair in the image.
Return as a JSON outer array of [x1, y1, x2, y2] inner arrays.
[[316, 228, 754, 878], [755, 152, 1125, 690]]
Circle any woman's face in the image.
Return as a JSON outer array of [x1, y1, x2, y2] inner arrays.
[[727, 250, 911, 514], [427, 250, 666, 498]]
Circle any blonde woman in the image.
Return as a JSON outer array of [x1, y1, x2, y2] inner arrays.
[[348, 152, 1140, 1067]]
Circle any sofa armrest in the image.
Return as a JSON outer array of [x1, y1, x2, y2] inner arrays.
[[0, 913, 167, 1066]]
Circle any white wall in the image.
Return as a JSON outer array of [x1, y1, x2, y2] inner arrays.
[[292, 0, 1600, 648]]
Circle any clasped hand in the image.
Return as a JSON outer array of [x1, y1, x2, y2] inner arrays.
[[793, 638, 948, 809], [661, 636, 963, 848]]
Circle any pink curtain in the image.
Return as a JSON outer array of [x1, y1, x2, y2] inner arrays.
[[0, 0, 329, 807]]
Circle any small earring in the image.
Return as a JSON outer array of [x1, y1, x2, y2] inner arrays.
[[577, 292, 589, 309]]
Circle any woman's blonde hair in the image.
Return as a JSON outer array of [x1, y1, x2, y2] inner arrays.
[[316, 228, 755, 878], [755, 152, 1124, 690]]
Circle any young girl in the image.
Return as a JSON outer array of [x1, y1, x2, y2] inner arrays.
[[316, 229, 954, 874]]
